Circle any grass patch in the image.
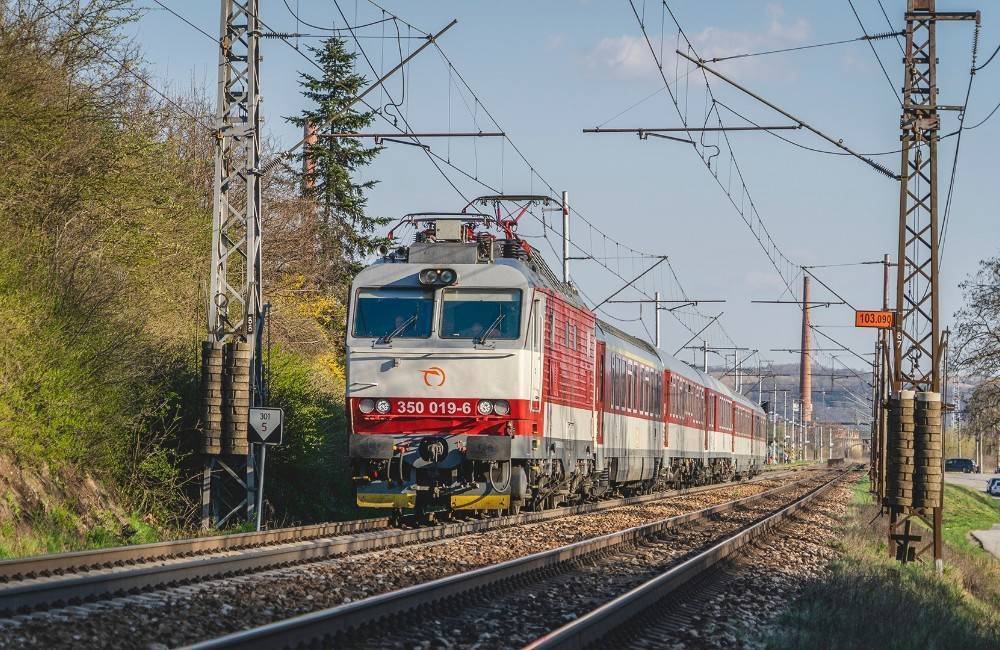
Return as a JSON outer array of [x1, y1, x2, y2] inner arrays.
[[764, 476, 1000, 649], [942, 483, 1000, 556], [0, 504, 163, 559]]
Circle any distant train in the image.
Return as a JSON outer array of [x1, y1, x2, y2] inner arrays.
[[346, 197, 766, 514]]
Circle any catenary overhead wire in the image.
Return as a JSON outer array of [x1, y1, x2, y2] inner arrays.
[[876, 0, 906, 54], [940, 20, 981, 266], [965, 99, 1000, 129], [150, 0, 219, 43], [282, 0, 393, 32], [421, 16, 736, 348], [156, 0, 731, 349], [43, 0, 215, 132], [631, 1, 800, 301], [845, 0, 902, 106], [344, 1, 737, 352], [703, 31, 901, 64], [715, 99, 958, 158]]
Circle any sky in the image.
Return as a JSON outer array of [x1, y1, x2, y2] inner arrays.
[[130, 1, 999, 376]]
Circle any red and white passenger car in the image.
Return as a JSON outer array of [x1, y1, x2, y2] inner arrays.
[[347, 202, 765, 513]]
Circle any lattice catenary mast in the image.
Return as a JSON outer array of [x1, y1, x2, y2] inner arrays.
[[886, 0, 978, 571], [201, 0, 263, 529]]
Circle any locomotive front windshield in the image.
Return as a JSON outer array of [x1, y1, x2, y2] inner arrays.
[[354, 288, 434, 339], [441, 288, 522, 340]]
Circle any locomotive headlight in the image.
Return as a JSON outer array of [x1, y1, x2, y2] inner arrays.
[[477, 400, 494, 415], [375, 399, 391, 414], [418, 268, 458, 286], [418, 268, 441, 285], [492, 400, 510, 416], [359, 398, 376, 414]]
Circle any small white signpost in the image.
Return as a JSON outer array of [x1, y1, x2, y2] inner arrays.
[[248, 407, 283, 531]]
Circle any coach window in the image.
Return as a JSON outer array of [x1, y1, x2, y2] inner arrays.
[[643, 369, 650, 414], [608, 354, 618, 408], [641, 371, 647, 415], [625, 363, 632, 411], [441, 289, 522, 340], [354, 287, 434, 339]]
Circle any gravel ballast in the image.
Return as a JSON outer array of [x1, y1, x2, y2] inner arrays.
[[0, 474, 814, 649]]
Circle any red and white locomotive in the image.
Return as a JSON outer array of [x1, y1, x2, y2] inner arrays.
[[347, 197, 766, 514]]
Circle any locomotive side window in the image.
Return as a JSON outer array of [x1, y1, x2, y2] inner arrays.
[[441, 289, 522, 339], [353, 288, 433, 339]]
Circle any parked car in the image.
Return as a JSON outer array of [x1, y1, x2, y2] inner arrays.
[[987, 477, 1000, 497], [945, 458, 976, 473]]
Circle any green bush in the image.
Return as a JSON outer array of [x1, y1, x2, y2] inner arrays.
[[263, 348, 353, 523]]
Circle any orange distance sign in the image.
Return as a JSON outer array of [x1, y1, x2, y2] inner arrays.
[[855, 310, 894, 329]]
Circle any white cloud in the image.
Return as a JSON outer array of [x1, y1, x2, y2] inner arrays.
[[766, 3, 810, 42], [584, 34, 660, 79], [584, 3, 811, 82]]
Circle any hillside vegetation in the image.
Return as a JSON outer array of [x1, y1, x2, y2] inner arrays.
[[0, 3, 356, 555]]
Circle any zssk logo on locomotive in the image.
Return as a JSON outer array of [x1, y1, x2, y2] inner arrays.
[[421, 366, 446, 387]]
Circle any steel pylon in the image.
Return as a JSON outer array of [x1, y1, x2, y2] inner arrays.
[[201, 0, 263, 529], [888, 0, 979, 571]]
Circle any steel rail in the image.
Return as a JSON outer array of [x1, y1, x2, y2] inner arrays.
[[182, 470, 838, 649], [0, 469, 801, 580], [525, 468, 852, 649], [0, 518, 390, 582], [0, 470, 804, 614]]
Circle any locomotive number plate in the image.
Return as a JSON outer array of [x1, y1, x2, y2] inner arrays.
[[395, 399, 474, 415]]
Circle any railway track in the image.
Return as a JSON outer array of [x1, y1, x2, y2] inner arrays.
[[178, 468, 848, 649], [526, 468, 854, 649], [0, 469, 809, 615]]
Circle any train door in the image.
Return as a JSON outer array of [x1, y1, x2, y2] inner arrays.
[[707, 393, 716, 452], [732, 406, 737, 453], [703, 388, 710, 451], [530, 292, 545, 415], [595, 341, 606, 445], [662, 371, 671, 448]]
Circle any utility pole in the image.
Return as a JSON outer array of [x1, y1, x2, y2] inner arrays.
[[886, 0, 979, 572], [956, 389, 962, 456], [561, 191, 570, 285], [873, 254, 891, 497], [201, 0, 263, 530], [756, 358, 763, 405], [791, 399, 798, 461], [772, 377, 778, 462], [654, 291, 661, 349], [609, 298, 724, 351], [782, 390, 788, 461]]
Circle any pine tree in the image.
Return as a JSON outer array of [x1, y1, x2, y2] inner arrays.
[[288, 37, 387, 272]]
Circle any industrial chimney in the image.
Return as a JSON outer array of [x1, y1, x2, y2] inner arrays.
[[800, 275, 813, 423], [302, 121, 318, 191]]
